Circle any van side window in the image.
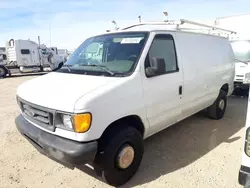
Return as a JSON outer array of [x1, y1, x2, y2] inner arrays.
[[21, 49, 30, 55], [145, 34, 178, 75]]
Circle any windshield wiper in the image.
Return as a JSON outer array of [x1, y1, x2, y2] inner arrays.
[[78, 64, 115, 76], [235, 59, 248, 65], [62, 64, 72, 72]]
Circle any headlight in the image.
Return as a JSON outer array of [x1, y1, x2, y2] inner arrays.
[[60, 113, 92, 133], [245, 127, 250, 156], [244, 72, 250, 84], [61, 114, 73, 129]]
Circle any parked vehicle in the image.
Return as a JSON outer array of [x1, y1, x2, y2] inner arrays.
[[0, 39, 65, 78], [230, 39, 250, 95], [238, 86, 250, 187], [213, 14, 250, 96], [0, 49, 7, 64], [15, 19, 235, 186]]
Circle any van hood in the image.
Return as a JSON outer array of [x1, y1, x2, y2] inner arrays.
[[17, 72, 119, 112]]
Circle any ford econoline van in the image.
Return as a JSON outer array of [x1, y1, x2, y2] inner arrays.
[[15, 22, 235, 186]]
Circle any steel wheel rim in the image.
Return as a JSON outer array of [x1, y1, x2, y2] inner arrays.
[[218, 99, 225, 110], [117, 145, 135, 169]]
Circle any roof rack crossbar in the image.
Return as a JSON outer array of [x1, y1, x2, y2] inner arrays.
[[180, 19, 236, 34], [122, 21, 181, 30], [122, 19, 237, 35]]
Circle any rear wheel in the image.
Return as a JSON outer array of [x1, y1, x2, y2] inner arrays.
[[207, 90, 227, 119], [0, 65, 8, 78], [39, 66, 44, 72], [94, 126, 143, 187]]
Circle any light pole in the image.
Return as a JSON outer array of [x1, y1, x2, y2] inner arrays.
[[49, 23, 52, 47]]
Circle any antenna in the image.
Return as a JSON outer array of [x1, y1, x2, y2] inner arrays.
[[163, 12, 168, 21], [111, 20, 119, 30], [138, 15, 141, 23]]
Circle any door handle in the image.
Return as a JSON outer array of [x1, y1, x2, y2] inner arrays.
[[179, 86, 182, 95]]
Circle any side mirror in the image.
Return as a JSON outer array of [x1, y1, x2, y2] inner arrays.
[[145, 57, 166, 77]]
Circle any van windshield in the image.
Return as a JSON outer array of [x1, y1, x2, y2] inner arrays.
[[231, 40, 250, 62], [57, 32, 148, 76]]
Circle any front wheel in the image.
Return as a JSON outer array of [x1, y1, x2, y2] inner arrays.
[[207, 90, 227, 119], [0, 65, 8, 78], [58, 62, 63, 69], [94, 126, 144, 187]]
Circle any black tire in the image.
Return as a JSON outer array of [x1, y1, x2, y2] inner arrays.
[[94, 126, 144, 187], [39, 66, 44, 72], [232, 88, 240, 96], [53, 62, 63, 71], [0, 65, 8, 78], [207, 90, 227, 120], [58, 62, 63, 69]]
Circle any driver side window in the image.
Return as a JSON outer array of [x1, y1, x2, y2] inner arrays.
[[146, 34, 178, 74]]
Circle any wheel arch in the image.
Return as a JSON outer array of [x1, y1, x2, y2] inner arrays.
[[98, 115, 145, 145], [58, 62, 63, 68], [220, 83, 229, 95]]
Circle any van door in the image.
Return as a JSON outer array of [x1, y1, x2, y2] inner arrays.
[[141, 33, 184, 135]]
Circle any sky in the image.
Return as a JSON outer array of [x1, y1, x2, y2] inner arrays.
[[0, 0, 250, 50]]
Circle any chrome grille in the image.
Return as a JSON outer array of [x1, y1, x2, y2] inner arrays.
[[18, 97, 55, 131]]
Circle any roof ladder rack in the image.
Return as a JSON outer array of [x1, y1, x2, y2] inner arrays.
[[122, 19, 237, 37], [179, 19, 236, 34]]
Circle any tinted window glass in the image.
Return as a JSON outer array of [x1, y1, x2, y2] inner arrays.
[[147, 34, 178, 73], [21, 49, 30, 54]]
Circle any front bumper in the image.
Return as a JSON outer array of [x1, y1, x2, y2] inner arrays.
[[15, 114, 98, 167], [239, 165, 250, 185]]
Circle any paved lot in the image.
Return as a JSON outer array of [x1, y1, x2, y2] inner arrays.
[[0, 75, 247, 188]]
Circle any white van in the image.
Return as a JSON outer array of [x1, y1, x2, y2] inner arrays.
[[239, 90, 250, 187], [15, 22, 235, 186], [231, 39, 250, 95]]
